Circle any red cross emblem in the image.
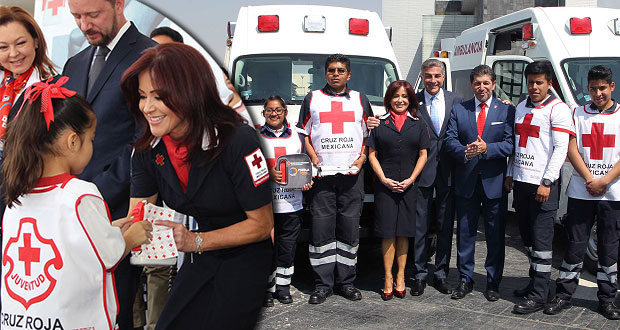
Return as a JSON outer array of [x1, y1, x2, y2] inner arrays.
[[582, 122, 615, 160], [251, 153, 263, 168], [3, 218, 63, 310], [515, 113, 540, 148], [320, 101, 355, 134], [155, 154, 165, 166], [42, 0, 65, 16], [266, 146, 287, 169]]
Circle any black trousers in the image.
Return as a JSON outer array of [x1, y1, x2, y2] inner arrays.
[[414, 181, 455, 280], [307, 173, 364, 290], [556, 198, 620, 304], [267, 211, 302, 295], [513, 180, 558, 303]]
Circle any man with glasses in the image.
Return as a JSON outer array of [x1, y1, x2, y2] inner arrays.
[[297, 54, 373, 304]]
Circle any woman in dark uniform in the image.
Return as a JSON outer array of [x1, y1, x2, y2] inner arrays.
[[120, 43, 273, 330], [367, 80, 429, 301]]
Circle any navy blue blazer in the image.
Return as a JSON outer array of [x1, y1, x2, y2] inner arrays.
[[444, 97, 515, 199], [62, 23, 156, 218], [416, 89, 464, 187]]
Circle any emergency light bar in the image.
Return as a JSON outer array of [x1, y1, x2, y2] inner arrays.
[[570, 17, 592, 34], [304, 15, 326, 32], [258, 15, 279, 32], [349, 18, 369, 35]]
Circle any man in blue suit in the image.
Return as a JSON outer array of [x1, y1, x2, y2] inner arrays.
[[444, 65, 515, 301], [62, 0, 156, 328]]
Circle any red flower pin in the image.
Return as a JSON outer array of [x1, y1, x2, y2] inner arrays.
[[155, 154, 165, 166]]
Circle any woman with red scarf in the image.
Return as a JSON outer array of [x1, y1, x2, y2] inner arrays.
[[0, 6, 57, 143], [367, 80, 429, 301]]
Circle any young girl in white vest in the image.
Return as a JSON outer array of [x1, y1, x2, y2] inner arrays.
[[0, 77, 152, 330]]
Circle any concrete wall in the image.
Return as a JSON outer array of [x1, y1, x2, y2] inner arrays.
[[421, 15, 475, 63], [382, 0, 435, 82]]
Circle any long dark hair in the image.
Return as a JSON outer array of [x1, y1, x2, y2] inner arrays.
[[383, 80, 419, 117], [0, 6, 57, 79], [1, 94, 94, 207], [121, 43, 243, 164]]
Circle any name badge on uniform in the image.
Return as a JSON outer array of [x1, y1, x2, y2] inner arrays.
[[276, 153, 312, 189]]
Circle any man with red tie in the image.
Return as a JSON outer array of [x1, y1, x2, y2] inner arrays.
[[444, 65, 515, 301], [546, 65, 620, 320], [297, 54, 373, 304], [505, 61, 573, 314]]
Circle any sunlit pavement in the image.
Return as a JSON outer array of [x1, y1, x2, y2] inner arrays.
[[257, 214, 620, 330]]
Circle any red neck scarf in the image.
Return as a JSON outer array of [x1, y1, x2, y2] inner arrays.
[[0, 66, 35, 139], [389, 109, 408, 132], [162, 135, 191, 193]]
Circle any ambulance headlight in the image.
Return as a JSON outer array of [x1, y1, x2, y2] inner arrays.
[[614, 18, 620, 35], [258, 15, 279, 32], [304, 15, 326, 32]]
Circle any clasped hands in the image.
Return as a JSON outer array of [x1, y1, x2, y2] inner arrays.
[[584, 176, 609, 197], [381, 177, 413, 193], [466, 136, 487, 159]]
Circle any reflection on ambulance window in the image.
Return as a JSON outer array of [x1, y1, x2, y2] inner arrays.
[[562, 58, 620, 106], [232, 54, 399, 105]]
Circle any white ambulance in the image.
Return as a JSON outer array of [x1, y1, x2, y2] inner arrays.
[[225, 5, 402, 127], [417, 6, 620, 109]]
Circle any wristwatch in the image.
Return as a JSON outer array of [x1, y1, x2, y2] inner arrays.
[[194, 232, 203, 254], [542, 179, 553, 187]]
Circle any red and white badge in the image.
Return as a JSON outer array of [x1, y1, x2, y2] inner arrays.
[[3, 218, 63, 310], [245, 148, 269, 187]]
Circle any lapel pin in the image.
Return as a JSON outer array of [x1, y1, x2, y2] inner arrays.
[[155, 154, 165, 166]]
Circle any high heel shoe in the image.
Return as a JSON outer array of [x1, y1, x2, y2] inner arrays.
[[394, 287, 406, 299], [381, 289, 393, 301]]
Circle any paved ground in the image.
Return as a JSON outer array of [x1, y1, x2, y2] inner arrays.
[[257, 215, 620, 330]]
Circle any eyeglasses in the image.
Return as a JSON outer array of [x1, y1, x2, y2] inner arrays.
[[327, 67, 347, 75], [264, 107, 285, 114]]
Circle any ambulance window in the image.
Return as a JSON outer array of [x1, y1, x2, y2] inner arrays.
[[231, 54, 398, 105], [562, 58, 620, 106], [492, 60, 528, 105]]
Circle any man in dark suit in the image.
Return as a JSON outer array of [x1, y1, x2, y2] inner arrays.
[[410, 59, 464, 296], [63, 0, 156, 328], [444, 65, 515, 301]]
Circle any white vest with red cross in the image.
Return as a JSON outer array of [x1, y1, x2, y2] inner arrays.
[[258, 128, 305, 213], [567, 103, 620, 200], [511, 96, 573, 185], [302, 90, 368, 167], [1, 175, 125, 330]]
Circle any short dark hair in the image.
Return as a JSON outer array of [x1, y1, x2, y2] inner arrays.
[[383, 80, 419, 118], [325, 54, 350, 72], [524, 60, 554, 82], [150, 26, 184, 43], [470, 65, 495, 83], [588, 65, 613, 85], [263, 95, 286, 110]]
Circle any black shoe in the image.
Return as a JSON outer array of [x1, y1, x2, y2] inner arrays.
[[338, 286, 362, 301], [543, 296, 571, 315], [513, 298, 545, 314], [598, 302, 620, 320], [410, 279, 426, 296], [513, 284, 531, 297], [433, 278, 452, 294], [451, 281, 473, 300], [275, 291, 293, 304], [263, 292, 274, 307], [484, 283, 500, 302], [308, 288, 333, 304]]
